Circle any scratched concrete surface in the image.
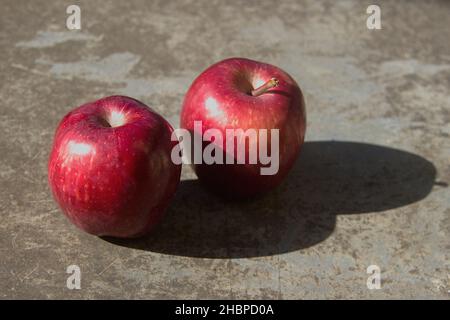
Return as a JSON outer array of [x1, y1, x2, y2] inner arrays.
[[1, 0, 449, 299]]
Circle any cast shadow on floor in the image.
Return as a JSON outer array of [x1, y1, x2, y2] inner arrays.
[[104, 140, 438, 258]]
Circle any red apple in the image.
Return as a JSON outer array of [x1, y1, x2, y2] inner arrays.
[[180, 57, 306, 198], [48, 95, 181, 238]]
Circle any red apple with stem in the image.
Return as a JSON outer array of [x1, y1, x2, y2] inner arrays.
[[48, 96, 181, 238], [180, 57, 306, 198]]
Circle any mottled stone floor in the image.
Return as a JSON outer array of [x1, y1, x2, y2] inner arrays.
[[0, 0, 449, 299]]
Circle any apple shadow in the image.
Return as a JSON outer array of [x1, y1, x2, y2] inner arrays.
[[104, 141, 438, 258]]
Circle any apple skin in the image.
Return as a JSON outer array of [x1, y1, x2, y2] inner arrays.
[[48, 96, 181, 238], [180, 58, 306, 198]]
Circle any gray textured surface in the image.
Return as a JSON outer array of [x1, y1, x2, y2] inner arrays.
[[1, 0, 449, 299]]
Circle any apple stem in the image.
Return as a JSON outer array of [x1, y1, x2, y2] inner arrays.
[[251, 78, 279, 97]]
